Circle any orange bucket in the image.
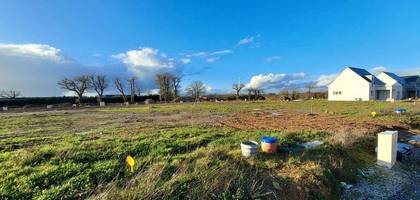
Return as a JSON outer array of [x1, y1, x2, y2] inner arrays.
[[260, 137, 277, 153]]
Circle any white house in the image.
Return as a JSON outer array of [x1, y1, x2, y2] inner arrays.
[[401, 75, 420, 98], [375, 72, 403, 100], [328, 67, 419, 101]]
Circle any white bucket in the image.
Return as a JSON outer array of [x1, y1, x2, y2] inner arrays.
[[241, 140, 259, 157]]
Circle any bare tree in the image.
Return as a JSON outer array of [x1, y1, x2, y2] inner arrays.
[[246, 87, 262, 100], [280, 89, 289, 97], [128, 77, 136, 103], [171, 75, 182, 100], [114, 77, 127, 103], [232, 83, 245, 100], [247, 87, 254, 100], [0, 90, 21, 99], [58, 75, 90, 104], [305, 82, 316, 99], [155, 73, 173, 102], [89, 74, 108, 102], [185, 81, 207, 101], [136, 87, 142, 96], [291, 89, 300, 100]]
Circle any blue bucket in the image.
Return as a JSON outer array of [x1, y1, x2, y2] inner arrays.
[[395, 108, 406, 114], [260, 136, 277, 144]]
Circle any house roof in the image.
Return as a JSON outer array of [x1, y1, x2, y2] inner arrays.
[[372, 77, 385, 86], [381, 72, 404, 84], [347, 67, 373, 83], [347, 67, 386, 85], [401, 75, 420, 83]]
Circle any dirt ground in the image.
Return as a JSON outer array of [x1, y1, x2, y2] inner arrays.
[[219, 109, 412, 134], [1, 104, 419, 199]]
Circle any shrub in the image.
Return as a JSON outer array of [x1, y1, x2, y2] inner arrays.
[[331, 126, 370, 147]]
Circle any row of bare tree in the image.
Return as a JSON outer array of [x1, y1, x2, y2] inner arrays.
[[57, 72, 209, 104], [57, 75, 141, 104], [154, 73, 208, 102], [154, 73, 181, 102], [231, 82, 319, 100], [2, 76, 318, 103], [231, 83, 264, 100], [0, 90, 21, 99]]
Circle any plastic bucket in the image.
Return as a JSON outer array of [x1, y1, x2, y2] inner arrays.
[[241, 140, 259, 157], [261, 136, 277, 153], [395, 108, 406, 114]]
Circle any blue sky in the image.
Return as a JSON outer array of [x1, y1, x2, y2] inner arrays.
[[0, 0, 419, 96]]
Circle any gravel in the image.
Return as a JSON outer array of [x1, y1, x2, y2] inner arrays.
[[343, 147, 420, 200]]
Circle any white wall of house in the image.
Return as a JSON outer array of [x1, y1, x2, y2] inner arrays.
[[376, 72, 403, 100], [329, 68, 417, 101], [328, 68, 371, 101]]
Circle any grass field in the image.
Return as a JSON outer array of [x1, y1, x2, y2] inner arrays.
[[0, 100, 419, 199]]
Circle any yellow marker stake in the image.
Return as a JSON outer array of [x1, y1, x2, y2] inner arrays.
[[126, 155, 135, 173], [371, 111, 377, 117]]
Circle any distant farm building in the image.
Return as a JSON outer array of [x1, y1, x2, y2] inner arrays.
[[328, 67, 419, 101]]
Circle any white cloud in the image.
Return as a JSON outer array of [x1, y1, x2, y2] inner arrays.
[[192, 51, 207, 57], [203, 84, 212, 92], [210, 49, 232, 55], [112, 47, 181, 80], [394, 67, 420, 76], [180, 58, 191, 64], [315, 74, 338, 87], [238, 37, 255, 45], [113, 47, 169, 67], [368, 66, 420, 76], [237, 34, 260, 46], [181, 49, 232, 63], [201, 84, 232, 94], [369, 66, 387, 75], [0, 43, 106, 96], [245, 72, 306, 90], [64, 91, 97, 97], [92, 53, 101, 57], [265, 56, 282, 62], [206, 57, 219, 63], [0, 44, 67, 63]]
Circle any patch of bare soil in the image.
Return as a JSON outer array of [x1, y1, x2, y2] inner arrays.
[[219, 110, 410, 134]]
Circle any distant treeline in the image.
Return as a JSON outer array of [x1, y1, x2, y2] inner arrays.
[[271, 91, 328, 100], [0, 91, 328, 107], [0, 95, 159, 107], [206, 91, 328, 101]]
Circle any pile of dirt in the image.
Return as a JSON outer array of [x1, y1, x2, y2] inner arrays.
[[219, 110, 410, 134]]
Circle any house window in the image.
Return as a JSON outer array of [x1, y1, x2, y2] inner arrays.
[[333, 91, 342, 95]]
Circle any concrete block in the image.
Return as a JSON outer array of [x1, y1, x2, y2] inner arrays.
[[377, 130, 398, 168], [99, 102, 106, 107], [2, 106, 8, 111], [47, 105, 53, 109]]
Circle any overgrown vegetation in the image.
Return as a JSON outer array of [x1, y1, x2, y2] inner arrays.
[[0, 100, 418, 199]]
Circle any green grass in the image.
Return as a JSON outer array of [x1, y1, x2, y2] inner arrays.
[[102, 100, 419, 119], [0, 100, 418, 199]]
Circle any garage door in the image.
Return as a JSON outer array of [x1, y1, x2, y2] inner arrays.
[[376, 90, 390, 100]]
